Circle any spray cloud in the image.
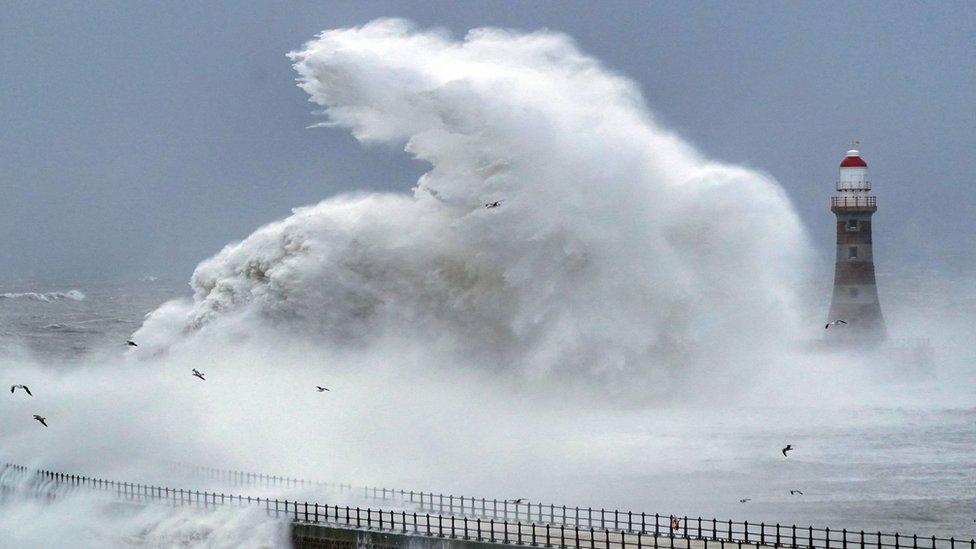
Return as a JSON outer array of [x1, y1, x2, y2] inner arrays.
[[136, 18, 811, 399]]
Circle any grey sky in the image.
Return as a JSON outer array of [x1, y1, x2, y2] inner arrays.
[[1, 1, 973, 284]]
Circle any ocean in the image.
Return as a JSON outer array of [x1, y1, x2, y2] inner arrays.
[[0, 282, 973, 543]]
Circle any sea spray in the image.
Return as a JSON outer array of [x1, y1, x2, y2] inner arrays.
[[134, 19, 813, 399]]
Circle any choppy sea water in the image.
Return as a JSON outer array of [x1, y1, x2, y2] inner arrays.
[[0, 282, 184, 361], [0, 284, 973, 542]]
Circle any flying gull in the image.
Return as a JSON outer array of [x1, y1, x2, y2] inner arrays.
[[790, 490, 804, 495], [33, 415, 48, 427], [782, 444, 794, 457], [10, 385, 32, 396], [126, 340, 138, 346], [485, 201, 502, 209], [739, 498, 751, 503], [192, 369, 206, 381], [508, 498, 527, 504], [824, 320, 848, 329], [316, 386, 330, 392]]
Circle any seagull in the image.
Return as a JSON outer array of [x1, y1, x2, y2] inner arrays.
[[739, 498, 751, 503], [126, 340, 138, 346], [509, 498, 527, 504], [316, 386, 330, 392], [191, 369, 206, 381], [782, 444, 794, 457], [33, 415, 48, 427], [10, 385, 32, 396], [790, 490, 804, 495], [824, 320, 848, 329], [485, 201, 502, 209]]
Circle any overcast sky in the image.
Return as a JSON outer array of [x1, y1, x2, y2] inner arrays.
[[1, 1, 973, 284]]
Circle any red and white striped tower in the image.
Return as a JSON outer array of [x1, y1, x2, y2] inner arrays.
[[827, 143, 887, 343]]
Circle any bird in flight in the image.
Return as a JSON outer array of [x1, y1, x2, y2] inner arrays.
[[485, 201, 502, 209], [10, 385, 32, 396], [509, 498, 526, 504], [191, 369, 206, 381], [739, 498, 751, 503], [33, 415, 48, 427], [782, 444, 794, 457], [316, 386, 330, 392], [790, 490, 804, 495], [126, 340, 138, 346], [824, 320, 848, 329]]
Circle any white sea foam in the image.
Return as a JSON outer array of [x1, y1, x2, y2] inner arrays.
[[0, 290, 85, 302]]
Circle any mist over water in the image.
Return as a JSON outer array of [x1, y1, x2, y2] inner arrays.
[[1, 19, 973, 548]]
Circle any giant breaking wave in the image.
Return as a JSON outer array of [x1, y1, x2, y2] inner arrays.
[[135, 19, 812, 396]]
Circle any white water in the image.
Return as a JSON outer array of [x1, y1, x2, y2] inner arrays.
[[0, 290, 85, 302], [1, 19, 973, 548], [133, 18, 813, 402]]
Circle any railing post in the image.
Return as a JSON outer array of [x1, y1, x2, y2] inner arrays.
[[776, 524, 780, 547]]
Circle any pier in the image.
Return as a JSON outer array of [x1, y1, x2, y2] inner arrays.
[[1, 463, 971, 549]]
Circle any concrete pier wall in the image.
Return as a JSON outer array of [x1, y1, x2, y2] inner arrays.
[[293, 523, 501, 549]]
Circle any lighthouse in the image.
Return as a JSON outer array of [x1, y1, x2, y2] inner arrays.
[[826, 144, 887, 343]]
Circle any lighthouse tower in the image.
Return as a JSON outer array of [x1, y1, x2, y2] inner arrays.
[[827, 144, 887, 343]]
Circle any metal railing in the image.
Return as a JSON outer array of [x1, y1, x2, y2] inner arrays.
[[0, 463, 742, 549], [831, 196, 876, 209], [169, 463, 973, 549]]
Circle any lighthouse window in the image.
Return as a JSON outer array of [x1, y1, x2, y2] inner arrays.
[[846, 219, 859, 231], [848, 246, 858, 259]]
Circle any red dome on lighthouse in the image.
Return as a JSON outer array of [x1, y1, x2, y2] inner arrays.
[[840, 150, 867, 168]]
